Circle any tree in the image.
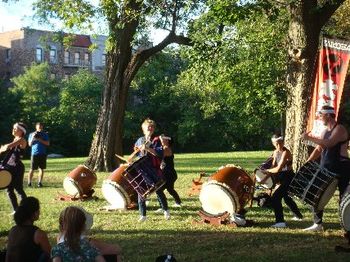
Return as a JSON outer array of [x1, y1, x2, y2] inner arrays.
[[282, 0, 346, 169], [10, 62, 60, 126], [35, 0, 203, 171]]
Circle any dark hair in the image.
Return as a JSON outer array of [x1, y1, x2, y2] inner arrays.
[[14, 197, 40, 225], [59, 206, 86, 253], [36, 122, 43, 126]]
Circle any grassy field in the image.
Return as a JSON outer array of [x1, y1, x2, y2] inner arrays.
[[0, 151, 349, 262]]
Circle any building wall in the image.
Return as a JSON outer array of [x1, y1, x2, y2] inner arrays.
[[0, 28, 107, 84]]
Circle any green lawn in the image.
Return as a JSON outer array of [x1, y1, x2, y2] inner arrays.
[[0, 151, 349, 261]]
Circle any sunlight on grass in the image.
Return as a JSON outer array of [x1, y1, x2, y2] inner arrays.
[[0, 152, 349, 261]]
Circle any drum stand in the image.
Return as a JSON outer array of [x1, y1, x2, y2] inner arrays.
[[188, 172, 206, 196], [194, 210, 237, 227], [56, 190, 98, 202]]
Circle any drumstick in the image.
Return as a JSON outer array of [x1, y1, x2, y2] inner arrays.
[[115, 154, 129, 163]]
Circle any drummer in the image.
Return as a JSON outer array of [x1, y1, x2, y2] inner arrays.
[[302, 105, 350, 232], [261, 133, 303, 228], [133, 118, 170, 222], [0, 122, 28, 214]]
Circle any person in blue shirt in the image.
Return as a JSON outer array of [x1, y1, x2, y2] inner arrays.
[[27, 122, 50, 188]]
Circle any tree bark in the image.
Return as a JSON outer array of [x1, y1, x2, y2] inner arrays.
[[285, 0, 345, 171]]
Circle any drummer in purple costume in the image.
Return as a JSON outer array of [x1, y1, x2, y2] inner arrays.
[[134, 118, 170, 222], [302, 105, 350, 232], [261, 134, 303, 228]]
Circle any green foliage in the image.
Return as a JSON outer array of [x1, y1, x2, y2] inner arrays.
[[10, 62, 60, 127]]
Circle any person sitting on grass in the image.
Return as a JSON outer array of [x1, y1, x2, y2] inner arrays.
[[6, 196, 51, 262], [52, 206, 122, 262]]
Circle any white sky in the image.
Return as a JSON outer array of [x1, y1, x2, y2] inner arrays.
[[0, 0, 167, 43]]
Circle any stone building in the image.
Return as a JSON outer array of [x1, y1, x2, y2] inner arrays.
[[0, 28, 106, 86]]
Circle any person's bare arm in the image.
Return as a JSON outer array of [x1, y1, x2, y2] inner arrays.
[[0, 137, 27, 153], [34, 229, 51, 255], [303, 125, 347, 148]]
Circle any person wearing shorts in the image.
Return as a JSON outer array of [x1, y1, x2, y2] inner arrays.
[[27, 122, 50, 188]]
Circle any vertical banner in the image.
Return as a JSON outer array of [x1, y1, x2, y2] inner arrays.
[[307, 36, 350, 138]]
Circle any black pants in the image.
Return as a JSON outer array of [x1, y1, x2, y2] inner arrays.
[[164, 179, 182, 205], [313, 160, 350, 224], [272, 171, 303, 223], [6, 162, 27, 211]]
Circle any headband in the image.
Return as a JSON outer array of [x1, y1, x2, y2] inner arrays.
[[271, 136, 283, 143], [318, 109, 335, 115], [160, 135, 171, 140], [13, 123, 26, 135]]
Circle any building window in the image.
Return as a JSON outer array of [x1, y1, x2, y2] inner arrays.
[[84, 53, 89, 65], [102, 54, 106, 66], [50, 48, 57, 63], [6, 49, 11, 62], [64, 51, 70, 64], [36, 47, 43, 62], [74, 52, 80, 65]]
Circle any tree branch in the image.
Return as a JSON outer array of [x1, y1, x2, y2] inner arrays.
[[317, 0, 346, 27]]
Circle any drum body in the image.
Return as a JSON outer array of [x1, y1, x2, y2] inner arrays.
[[63, 165, 97, 197], [102, 164, 137, 209], [199, 165, 254, 215], [254, 169, 274, 189], [288, 161, 338, 211], [124, 156, 165, 199], [0, 166, 12, 189], [340, 193, 350, 231]]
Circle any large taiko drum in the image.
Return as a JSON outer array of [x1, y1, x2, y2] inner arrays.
[[0, 166, 12, 189], [63, 165, 97, 197], [199, 165, 254, 216], [102, 164, 138, 209], [339, 193, 350, 231], [254, 156, 275, 189], [288, 161, 339, 211]]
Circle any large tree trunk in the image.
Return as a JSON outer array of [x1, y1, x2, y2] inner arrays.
[[285, 0, 345, 171], [86, 31, 192, 171]]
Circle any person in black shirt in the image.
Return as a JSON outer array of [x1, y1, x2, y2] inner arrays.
[[302, 105, 350, 232]]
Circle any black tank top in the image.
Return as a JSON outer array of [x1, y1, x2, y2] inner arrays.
[[6, 225, 43, 262], [320, 125, 347, 172]]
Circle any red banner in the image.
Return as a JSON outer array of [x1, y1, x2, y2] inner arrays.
[[307, 37, 350, 138]]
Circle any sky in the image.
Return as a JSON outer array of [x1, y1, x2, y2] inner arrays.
[[0, 0, 167, 43]]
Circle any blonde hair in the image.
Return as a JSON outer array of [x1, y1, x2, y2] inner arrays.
[[59, 206, 86, 253], [141, 118, 156, 129]]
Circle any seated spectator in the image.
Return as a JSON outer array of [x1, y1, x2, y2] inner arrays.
[[52, 206, 121, 262], [6, 196, 51, 262]]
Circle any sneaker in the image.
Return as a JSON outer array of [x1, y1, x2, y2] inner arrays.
[[155, 208, 164, 213], [138, 216, 147, 222], [37, 182, 43, 188], [292, 216, 303, 221], [303, 223, 324, 232], [271, 222, 287, 228], [9, 211, 16, 216], [173, 203, 182, 208], [164, 210, 171, 220]]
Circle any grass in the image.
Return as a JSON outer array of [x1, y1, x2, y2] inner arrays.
[[0, 151, 349, 262]]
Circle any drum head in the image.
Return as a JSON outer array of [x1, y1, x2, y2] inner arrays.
[[199, 182, 239, 216], [0, 170, 12, 189], [340, 193, 350, 231], [315, 178, 338, 211], [255, 169, 273, 189], [101, 180, 128, 209], [63, 177, 81, 197]]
